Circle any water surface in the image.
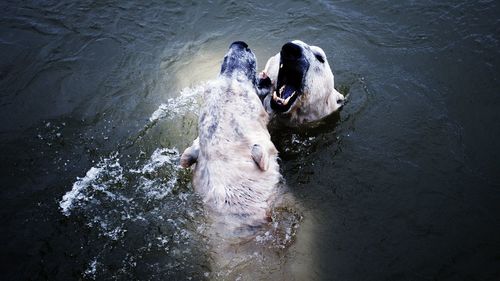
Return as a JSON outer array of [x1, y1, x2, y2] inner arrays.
[[1, 0, 499, 280]]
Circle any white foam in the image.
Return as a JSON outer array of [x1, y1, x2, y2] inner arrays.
[[128, 148, 181, 200], [84, 258, 98, 278], [60, 147, 182, 217], [103, 226, 126, 240], [149, 82, 211, 122], [141, 177, 177, 200], [130, 148, 179, 174], [59, 156, 125, 216], [60, 166, 104, 216]]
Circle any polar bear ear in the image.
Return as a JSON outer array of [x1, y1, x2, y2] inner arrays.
[[180, 149, 197, 168], [310, 46, 326, 64], [251, 144, 269, 171], [180, 138, 200, 168]]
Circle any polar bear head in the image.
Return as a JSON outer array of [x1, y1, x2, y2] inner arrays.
[[220, 41, 257, 84], [261, 40, 345, 124]]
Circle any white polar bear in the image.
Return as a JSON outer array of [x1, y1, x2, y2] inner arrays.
[[258, 40, 345, 124], [180, 41, 280, 229]]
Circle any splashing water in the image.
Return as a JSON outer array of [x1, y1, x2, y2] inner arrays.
[[58, 84, 302, 280], [60, 153, 126, 217], [59, 145, 211, 279], [149, 83, 207, 123]]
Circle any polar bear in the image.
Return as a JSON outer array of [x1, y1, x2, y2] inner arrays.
[[258, 40, 345, 124], [180, 41, 280, 228]]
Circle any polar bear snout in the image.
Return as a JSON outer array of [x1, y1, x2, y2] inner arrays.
[[270, 42, 310, 113], [229, 41, 249, 50], [220, 41, 257, 82], [280, 42, 310, 83], [281, 42, 303, 61]]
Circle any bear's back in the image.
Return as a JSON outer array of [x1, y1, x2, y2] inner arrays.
[[193, 78, 280, 223]]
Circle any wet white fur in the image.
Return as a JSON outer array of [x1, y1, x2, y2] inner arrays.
[[181, 71, 280, 226], [263, 40, 345, 124]]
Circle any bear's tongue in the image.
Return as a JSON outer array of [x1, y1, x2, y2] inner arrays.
[[280, 84, 296, 99], [272, 84, 297, 106]]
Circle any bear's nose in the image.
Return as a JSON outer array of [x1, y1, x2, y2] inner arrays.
[[281, 42, 302, 60], [229, 41, 249, 50]]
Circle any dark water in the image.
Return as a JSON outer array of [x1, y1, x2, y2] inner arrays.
[[1, 0, 499, 280]]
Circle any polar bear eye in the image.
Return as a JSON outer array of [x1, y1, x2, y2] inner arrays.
[[314, 54, 325, 63]]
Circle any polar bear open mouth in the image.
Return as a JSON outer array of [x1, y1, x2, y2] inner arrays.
[[270, 42, 310, 113]]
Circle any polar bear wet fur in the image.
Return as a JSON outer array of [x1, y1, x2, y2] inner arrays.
[[260, 40, 345, 124], [180, 42, 280, 227]]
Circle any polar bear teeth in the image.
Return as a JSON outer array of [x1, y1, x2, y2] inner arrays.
[[273, 89, 296, 106], [279, 85, 285, 96], [273, 90, 280, 101]]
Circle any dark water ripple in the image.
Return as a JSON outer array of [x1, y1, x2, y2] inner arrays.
[[1, 0, 499, 280]]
